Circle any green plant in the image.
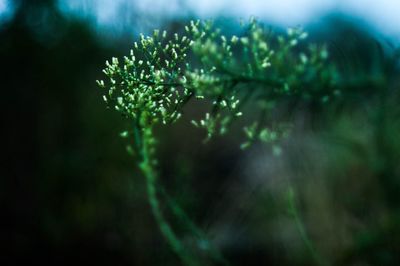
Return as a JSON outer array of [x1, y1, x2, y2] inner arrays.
[[97, 18, 364, 265], [96, 18, 338, 265]]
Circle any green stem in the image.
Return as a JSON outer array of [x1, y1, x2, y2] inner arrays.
[[287, 186, 328, 266], [138, 125, 198, 266], [159, 187, 230, 266]]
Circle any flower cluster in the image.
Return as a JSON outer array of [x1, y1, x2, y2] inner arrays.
[[97, 29, 194, 126], [97, 18, 342, 266], [98, 18, 339, 146]]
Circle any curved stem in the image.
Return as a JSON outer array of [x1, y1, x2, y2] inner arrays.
[[287, 186, 328, 266], [138, 125, 198, 266], [159, 187, 230, 266]]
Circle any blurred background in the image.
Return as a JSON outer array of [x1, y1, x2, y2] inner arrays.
[[2, 0, 400, 265]]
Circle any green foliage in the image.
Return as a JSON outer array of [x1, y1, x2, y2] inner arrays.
[[97, 18, 354, 265], [98, 18, 338, 147]]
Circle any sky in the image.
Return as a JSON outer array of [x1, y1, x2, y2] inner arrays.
[[1, 0, 400, 39], [0, 0, 15, 23]]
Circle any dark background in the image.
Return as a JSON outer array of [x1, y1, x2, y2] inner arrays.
[[2, 0, 400, 265]]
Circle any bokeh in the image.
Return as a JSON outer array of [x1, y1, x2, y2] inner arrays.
[[2, 0, 400, 265]]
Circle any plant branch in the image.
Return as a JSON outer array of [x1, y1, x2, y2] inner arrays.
[[287, 186, 328, 266], [138, 125, 198, 266]]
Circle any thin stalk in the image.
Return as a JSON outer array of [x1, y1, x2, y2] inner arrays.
[[138, 125, 198, 266], [287, 186, 328, 266], [159, 187, 230, 266]]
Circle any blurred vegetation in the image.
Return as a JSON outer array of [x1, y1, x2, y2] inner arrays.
[[2, 0, 400, 266]]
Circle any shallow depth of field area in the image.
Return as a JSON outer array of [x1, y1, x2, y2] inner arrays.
[[3, 1, 400, 265]]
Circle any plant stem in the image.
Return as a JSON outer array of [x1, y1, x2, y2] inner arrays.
[[138, 125, 198, 266], [159, 187, 230, 266], [287, 186, 328, 266]]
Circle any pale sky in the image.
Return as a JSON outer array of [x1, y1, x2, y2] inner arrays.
[[1, 0, 400, 38]]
